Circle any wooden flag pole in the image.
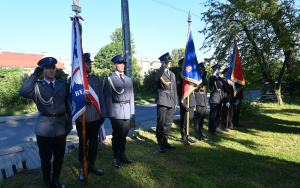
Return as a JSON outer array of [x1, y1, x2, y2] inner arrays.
[[82, 112, 88, 187]]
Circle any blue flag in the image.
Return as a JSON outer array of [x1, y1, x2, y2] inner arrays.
[[181, 29, 202, 102]]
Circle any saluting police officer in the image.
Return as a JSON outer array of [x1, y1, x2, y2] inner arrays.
[[193, 63, 209, 140], [19, 57, 71, 188], [177, 58, 197, 145], [208, 64, 226, 136], [152, 52, 177, 153], [76, 53, 106, 181], [103, 54, 134, 168]]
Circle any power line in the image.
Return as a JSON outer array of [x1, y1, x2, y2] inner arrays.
[[150, 0, 202, 19]]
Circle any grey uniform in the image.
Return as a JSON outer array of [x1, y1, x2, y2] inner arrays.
[[19, 74, 71, 136], [103, 72, 134, 119], [74, 74, 107, 166], [18, 74, 70, 185], [103, 72, 134, 159]]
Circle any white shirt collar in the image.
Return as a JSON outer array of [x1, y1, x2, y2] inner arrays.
[[115, 71, 124, 77], [43, 78, 55, 86]]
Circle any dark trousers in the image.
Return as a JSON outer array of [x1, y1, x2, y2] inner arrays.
[[232, 98, 242, 126], [209, 103, 222, 133], [221, 103, 234, 129], [156, 105, 175, 145], [36, 134, 66, 183], [110, 118, 130, 158], [179, 105, 194, 138], [194, 105, 206, 133], [76, 120, 101, 165]]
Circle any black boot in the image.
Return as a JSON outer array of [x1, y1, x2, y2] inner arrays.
[[201, 128, 209, 139], [120, 152, 133, 164], [180, 137, 190, 146], [195, 133, 204, 141], [79, 169, 85, 181], [88, 162, 104, 176], [162, 137, 175, 149], [113, 158, 121, 169], [43, 173, 51, 188], [187, 135, 197, 143]]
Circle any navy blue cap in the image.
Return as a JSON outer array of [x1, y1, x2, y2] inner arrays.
[[84, 53, 93, 63], [199, 63, 204, 68], [38, 57, 57, 68], [178, 58, 184, 66], [158, 52, 172, 61], [211, 64, 221, 70], [111, 54, 127, 64], [222, 67, 229, 74]]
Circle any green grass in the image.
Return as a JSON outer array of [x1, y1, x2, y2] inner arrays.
[[2, 101, 300, 188]]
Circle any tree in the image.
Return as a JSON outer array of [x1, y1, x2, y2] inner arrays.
[[93, 27, 142, 93], [200, 0, 300, 104], [171, 48, 185, 67]]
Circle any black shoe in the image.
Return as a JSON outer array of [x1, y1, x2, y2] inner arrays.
[[195, 134, 204, 141], [120, 155, 133, 164], [215, 130, 223, 134], [88, 165, 104, 176], [208, 131, 217, 136], [180, 138, 190, 146], [202, 133, 209, 139], [222, 128, 229, 132], [44, 182, 51, 188], [187, 136, 196, 143], [157, 145, 165, 153], [163, 143, 176, 149], [113, 158, 121, 169], [79, 169, 85, 181], [52, 180, 66, 188]]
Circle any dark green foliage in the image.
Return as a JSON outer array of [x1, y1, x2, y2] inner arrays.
[[0, 68, 29, 108], [55, 69, 69, 81], [140, 70, 157, 96]]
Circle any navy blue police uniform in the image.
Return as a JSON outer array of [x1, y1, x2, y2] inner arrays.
[[19, 57, 71, 188], [208, 64, 226, 135], [193, 63, 209, 140], [177, 58, 197, 145], [221, 68, 234, 131], [152, 52, 177, 153], [103, 55, 135, 168]]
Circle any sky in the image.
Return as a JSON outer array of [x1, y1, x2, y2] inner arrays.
[[1, 0, 211, 62]]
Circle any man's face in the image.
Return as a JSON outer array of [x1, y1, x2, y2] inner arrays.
[[161, 60, 171, 69], [200, 67, 204, 75], [114, 62, 125, 73], [43, 66, 56, 80], [85, 62, 92, 74]]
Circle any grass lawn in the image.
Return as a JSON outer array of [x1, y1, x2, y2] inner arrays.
[[1, 101, 299, 188]]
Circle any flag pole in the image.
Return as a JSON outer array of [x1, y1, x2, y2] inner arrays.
[[72, 1, 88, 187], [186, 11, 192, 136]]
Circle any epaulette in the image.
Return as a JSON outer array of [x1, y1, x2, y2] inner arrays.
[[154, 69, 158, 72]]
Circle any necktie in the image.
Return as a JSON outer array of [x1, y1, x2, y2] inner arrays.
[[120, 74, 125, 83], [50, 82, 54, 91]]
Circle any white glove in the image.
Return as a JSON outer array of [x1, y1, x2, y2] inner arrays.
[[226, 102, 230, 108]]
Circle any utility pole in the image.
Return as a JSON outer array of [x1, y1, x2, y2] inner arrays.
[[121, 0, 135, 127], [121, 0, 132, 78]]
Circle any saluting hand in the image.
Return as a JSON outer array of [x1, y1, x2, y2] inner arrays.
[[33, 67, 44, 77]]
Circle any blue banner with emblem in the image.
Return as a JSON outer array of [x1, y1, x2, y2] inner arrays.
[[69, 15, 87, 124]]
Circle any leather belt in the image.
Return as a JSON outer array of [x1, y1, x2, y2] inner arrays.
[[41, 112, 65, 118], [113, 100, 129, 104], [85, 101, 94, 106]]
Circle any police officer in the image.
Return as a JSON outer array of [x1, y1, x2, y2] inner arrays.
[[208, 64, 225, 136], [103, 54, 134, 168], [177, 58, 196, 145], [194, 63, 209, 140], [19, 57, 71, 188], [153, 52, 177, 153], [221, 68, 234, 131], [76, 53, 106, 181]]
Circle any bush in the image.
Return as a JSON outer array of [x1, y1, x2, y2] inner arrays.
[[240, 98, 258, 118], [0, 68, 30, 108]]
